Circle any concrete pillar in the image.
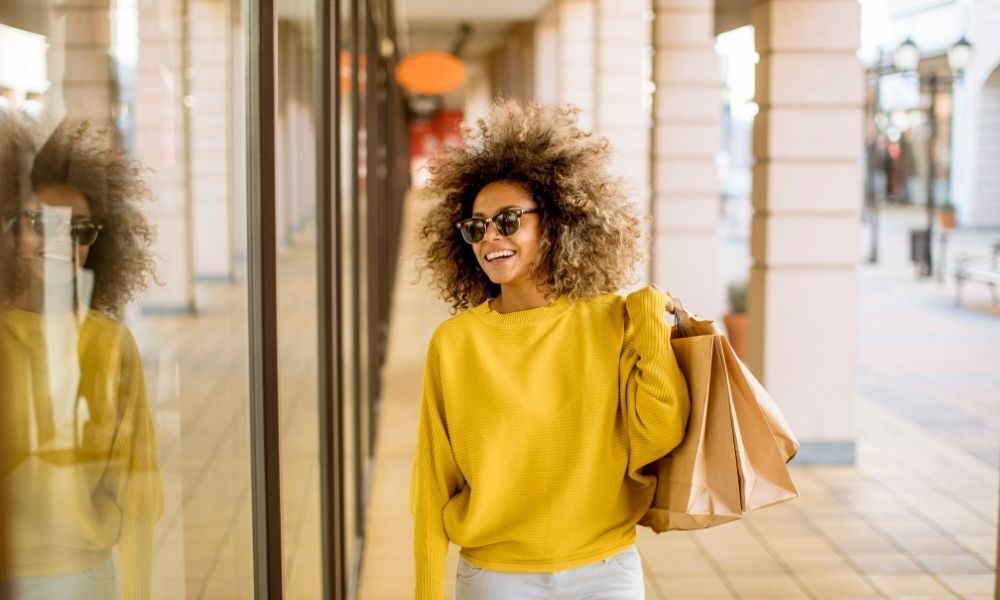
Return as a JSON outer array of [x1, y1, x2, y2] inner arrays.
[[276, 21, 316, 241], [595, 0, 651, 287], [534, 3, 559, 105], [651, 0, 721, 315], [751, 0, 864, 463], [965, 0, 1000, 227], [556, 0, 595, 130], [45, 0, 112, 123], [275, 20, 316, 245], [293, 28, 317, 232], [189, 0, 234, 281], [492, 23, 535, 103], [971, 65, 1000, 226], [275, 22, 291, 245], [229, 0, 248, 270], [135, 0, 195, 313]]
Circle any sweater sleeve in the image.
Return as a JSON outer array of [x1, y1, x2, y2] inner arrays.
[[410, 337, 464, 600], [620, 286, 691, 483], [105, 327, 163, 600]]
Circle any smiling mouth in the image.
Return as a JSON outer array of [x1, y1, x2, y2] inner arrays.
[[39, 253, 73, 263], [485, 250, 517, 263]]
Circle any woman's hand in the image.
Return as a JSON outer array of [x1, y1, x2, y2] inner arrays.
[[649, 283, 675, 314]]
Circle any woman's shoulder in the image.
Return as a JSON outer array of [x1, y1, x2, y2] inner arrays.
[[427, 302, 486, 346], [80, 310, 142, 360], [574, 288, 672, 335], [595, 291, 628, 307], [571, 291, 627, 316], [81, 308, 132, 336], [555, 292, 628, 337]]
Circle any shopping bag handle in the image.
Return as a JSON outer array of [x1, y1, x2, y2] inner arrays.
[[666, 293, 687, 320], [665, 294, 698, 338]]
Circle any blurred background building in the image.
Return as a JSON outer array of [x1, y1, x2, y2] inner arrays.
[[859, 0, 999, 227], [0, 0, 996, 598]]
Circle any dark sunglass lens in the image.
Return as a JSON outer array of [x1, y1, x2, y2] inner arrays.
[[72, 223, 100, 246], [495, 210, 520, 236], [28, 213, 67, 238], [460, 220, 485, 244]]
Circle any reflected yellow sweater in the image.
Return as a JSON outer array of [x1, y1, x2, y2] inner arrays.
[[410, 286, 691, 599], [0, 308, 163, 600]]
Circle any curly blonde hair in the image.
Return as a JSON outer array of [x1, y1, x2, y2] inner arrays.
[[418, 99, 645, 312], [1, 116, 157, 319]]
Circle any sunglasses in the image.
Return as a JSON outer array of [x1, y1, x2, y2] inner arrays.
[[455, 207, 538, 245], [3, 211, 103, 246]]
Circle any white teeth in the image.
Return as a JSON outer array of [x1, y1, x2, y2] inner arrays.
[[486, 250, 515, 262]]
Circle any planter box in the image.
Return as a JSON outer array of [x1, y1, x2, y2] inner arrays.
[[723, 313, 748, 361], [938, 210, 956, 230]]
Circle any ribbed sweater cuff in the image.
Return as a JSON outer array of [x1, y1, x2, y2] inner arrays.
[[414, 531, 449, 599]]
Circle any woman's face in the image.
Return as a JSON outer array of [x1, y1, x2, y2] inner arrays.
[[469, 180, 543, 289], [14, 184, 93, 286]]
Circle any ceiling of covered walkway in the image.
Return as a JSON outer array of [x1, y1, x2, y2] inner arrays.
[[396, 0, 548, 60]]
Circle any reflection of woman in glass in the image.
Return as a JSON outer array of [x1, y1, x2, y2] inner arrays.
[[411, 101, 690, 599], [0, 114, 162, 600]]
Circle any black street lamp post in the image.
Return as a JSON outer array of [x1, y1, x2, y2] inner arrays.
[[865, 50, 896, 265], [893, 36, 973, 278]]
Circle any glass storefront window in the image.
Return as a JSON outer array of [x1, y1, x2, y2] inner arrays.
[[338, 0, 363, 595], [0, 1, 254, 597], [1, 1, 396, 597], [275, 0, 323, 596]]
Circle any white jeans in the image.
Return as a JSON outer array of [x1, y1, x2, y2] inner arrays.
[[8, 561, 118, 600], [454, 544, 644, 600]]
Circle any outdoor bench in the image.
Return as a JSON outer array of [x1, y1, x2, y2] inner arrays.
[[954, 241, 1000, 306]]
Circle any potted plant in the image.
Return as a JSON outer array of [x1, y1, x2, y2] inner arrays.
[[938, 200, 957, 230], [723, 280, 748, 361]]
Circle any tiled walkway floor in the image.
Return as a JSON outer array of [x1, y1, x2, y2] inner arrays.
[[855, 207, 1000, 468], [136, 229, 324, 598], [359, 197, 998, 599]]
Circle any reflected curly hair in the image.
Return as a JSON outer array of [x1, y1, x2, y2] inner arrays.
[[418, 99, 645, 313], [1, 116, 157, 318], [0, 111, 34, 301]]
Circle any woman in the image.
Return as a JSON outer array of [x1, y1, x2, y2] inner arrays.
[[0, 115, 162, 600], [411, 100, 691, 600]]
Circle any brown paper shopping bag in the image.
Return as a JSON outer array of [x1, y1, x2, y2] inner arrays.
[[639, 302, 799, 533], [724, 344, 799, 511]]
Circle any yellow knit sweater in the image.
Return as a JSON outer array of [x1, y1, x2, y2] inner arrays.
[[410, 286, 690, 599], [0, 308, 163, 600]]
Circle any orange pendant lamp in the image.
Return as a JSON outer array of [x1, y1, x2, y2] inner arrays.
[[395, 51, 466, 95]]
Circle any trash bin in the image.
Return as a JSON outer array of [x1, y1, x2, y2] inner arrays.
[[910, 229, 933, 277], [910, 229, 931, 264]]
